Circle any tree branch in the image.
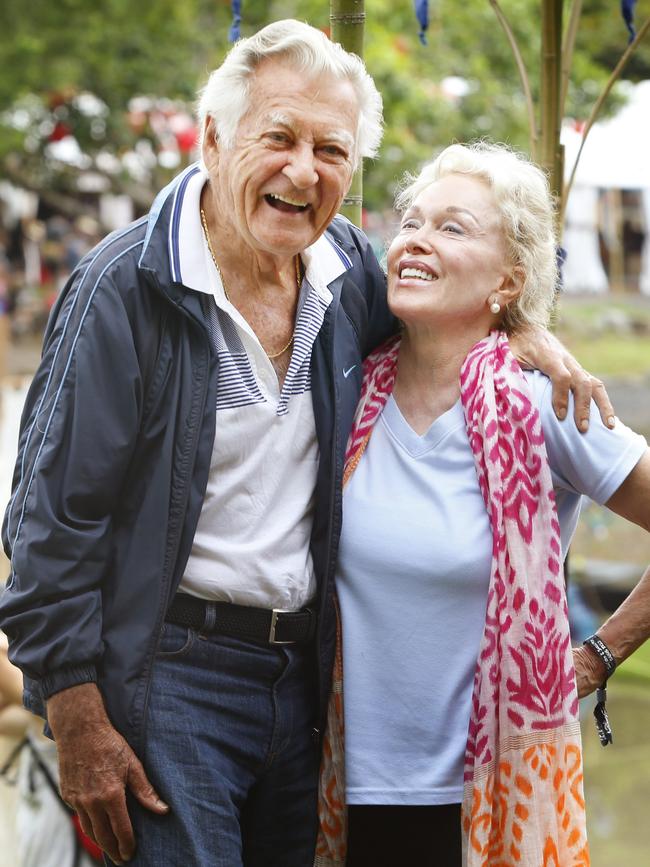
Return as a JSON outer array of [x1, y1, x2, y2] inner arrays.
[[560, 0, 583, 118], [489, 0, 538, 160]]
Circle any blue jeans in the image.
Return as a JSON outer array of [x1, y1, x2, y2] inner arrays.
[[118, 622, 320, 867]]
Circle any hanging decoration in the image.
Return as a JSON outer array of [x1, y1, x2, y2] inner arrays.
[[414, 0, 429, 45], [621, 0, 637, 42], [229, 0, 241, 42]]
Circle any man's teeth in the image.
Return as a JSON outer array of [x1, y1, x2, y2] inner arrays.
[[400, 267, 435, 281], [268, 193, 308, 208]]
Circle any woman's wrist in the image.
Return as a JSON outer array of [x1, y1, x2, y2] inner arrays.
[[582, 634, 617, 682]]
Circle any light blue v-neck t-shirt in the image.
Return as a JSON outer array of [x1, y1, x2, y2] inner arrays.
[[337, 370, 646, 806]]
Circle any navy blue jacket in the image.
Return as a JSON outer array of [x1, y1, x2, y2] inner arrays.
[[0, 167, 394, 751]]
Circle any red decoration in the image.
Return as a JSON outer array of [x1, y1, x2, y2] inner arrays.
[[71, 814, 104, 861], [49, 122, 72, 142], [175, 126, 199, 153]]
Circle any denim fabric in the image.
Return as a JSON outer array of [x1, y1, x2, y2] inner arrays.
[[118, 623, 319, 867]]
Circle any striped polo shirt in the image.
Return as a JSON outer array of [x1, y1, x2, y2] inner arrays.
[[175, 165, 352, 609]]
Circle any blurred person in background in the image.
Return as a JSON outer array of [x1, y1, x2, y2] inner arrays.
[[1, 632, 101, 867], [0, 229, 11, 384]]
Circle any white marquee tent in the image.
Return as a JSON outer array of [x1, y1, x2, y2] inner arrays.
[[561, 80, 650, 294]]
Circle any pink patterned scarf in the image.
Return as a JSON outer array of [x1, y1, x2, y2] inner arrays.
[[315, 331, 589, 866]]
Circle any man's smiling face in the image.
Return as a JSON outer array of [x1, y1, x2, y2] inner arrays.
[[203, 58, 360, 258]]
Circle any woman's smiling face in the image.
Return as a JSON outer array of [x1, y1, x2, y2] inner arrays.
[[387, 173, 516, 332]]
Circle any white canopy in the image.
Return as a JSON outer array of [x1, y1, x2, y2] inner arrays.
[[561, 81, 650, 294], [562, 81, 650, 190]]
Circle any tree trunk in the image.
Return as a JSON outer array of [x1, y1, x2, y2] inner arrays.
[[330, 0, 365, 227]]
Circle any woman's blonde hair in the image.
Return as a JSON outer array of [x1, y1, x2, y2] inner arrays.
[[395, 142, 558, 333]]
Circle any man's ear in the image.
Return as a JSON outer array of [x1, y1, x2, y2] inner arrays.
[[202, 115, 219, 169]]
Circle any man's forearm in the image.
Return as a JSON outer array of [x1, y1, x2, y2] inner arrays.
[[509, 326, 615, 430]]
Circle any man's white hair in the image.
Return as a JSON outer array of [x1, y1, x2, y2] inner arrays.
[[396, 142, 558, 333], [197, 19, 383, 170]]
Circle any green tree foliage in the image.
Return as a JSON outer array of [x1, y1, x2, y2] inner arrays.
[[0, 0, 646, 214], [0, 0, 234, 211]]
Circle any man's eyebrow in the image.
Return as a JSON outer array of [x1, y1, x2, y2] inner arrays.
[[328, 130, 355, 151], [267, 111, 294, 129]]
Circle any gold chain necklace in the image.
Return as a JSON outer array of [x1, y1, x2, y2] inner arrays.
[[200, 208, 299, 360]]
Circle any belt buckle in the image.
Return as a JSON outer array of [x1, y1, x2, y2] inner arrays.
[[269, 608, 294, 645]]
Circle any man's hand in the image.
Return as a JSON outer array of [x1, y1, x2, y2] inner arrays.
[[572, 644, 608, 699], [47, 683, 168, 865], [509, 327, 615, 432]]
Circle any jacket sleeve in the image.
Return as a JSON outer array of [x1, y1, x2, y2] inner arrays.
[[0, 261, 144, 711]]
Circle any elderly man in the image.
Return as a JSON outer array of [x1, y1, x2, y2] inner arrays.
[[1, 19, 610, 867]]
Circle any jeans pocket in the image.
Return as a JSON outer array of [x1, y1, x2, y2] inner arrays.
[[156, 622, 196, 658]]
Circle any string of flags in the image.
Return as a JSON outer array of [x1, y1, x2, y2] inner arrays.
[[227, 1, 635, 49], [621, 0, 637, 42], [229, 0, 241, 42], [414, 0, 429, 45]]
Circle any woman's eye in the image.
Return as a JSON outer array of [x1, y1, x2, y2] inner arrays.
[[401, 220, 420, 231], [442, 222, 464, 234]]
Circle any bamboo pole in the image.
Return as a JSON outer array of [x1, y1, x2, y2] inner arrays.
[[540, 0, 564, 218], [330, 0, 365, 226]]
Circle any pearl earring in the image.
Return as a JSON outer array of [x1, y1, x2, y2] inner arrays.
[[490, 299, 501, 314]]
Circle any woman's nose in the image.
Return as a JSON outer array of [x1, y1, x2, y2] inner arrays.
[[405, 225, 433, 254]]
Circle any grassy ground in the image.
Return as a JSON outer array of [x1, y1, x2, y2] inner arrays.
[[554, 294, 650, 379], [551, 296, 650, 865], [582, 679, 650, 867], [616, 636, 650, 684], [559, 334, 650, 378], [557, 292, 650, 600]]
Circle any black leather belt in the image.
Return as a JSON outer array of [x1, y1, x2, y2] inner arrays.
[[165, 593, 316, 645]]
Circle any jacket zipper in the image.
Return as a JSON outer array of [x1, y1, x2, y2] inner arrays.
[[315, 298, 342, 740]]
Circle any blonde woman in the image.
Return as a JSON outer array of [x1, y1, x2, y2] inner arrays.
[[316, 143, 650, 867]]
